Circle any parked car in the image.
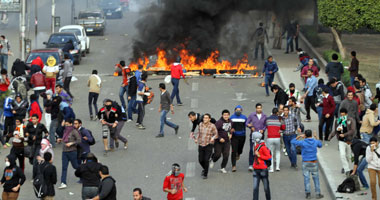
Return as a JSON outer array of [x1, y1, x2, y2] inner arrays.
[[76, 10, 106, 36], [98, 0, 123, 19], [43, 32, 82, 65], [59, 25, 91, 56]]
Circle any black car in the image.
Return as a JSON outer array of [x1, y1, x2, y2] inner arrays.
[[98, 0, 123, 19], [43, 33, 82, 65]]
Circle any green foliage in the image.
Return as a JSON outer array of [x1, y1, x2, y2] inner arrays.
[[322, 50, 350, 86], [301, 25, 322, 47], [318, 0, 380, 32], [0, 90, 10, 109]]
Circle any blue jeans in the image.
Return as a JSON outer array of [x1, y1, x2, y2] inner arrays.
[[350, 76, 355, 86], [64, 52, 74, 62], [286, 36, 294, 53], [253, 169, 271, 200], [119, 86, 128, 109], [361, 133, 373, 144], [82, 186, 98, 200], [127, 95, 136, 120], [283, 134, 297, 165], [0, 54, 8, 70], [170, 78, 182, 104], [160, 110, 177, 135], [49, 119, 58, 148], [265, 75, 274, 96], [88, 92, 99, 116], [302, 162, 321, 195], [254, 42, 264, 59], [357, 158, 369, 188], [61, 151, 79, 184]]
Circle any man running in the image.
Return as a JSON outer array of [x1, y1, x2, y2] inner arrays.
[[170, 57, 186, 106], [97, 99, 118, 155], [157, 83, 179, 138]]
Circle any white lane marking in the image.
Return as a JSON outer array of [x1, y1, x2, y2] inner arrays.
[[192, 82, 199, 91], [185, 198, 195, 200], [185, 162, 196, 178], [188, 138, 196, 151], [190, 98, 198, 108]]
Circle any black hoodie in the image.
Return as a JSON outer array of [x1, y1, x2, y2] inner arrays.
[[11, 59, 30, 77], [12, 97, 29, 119], [98, 176, 117, 200], [350, 139, 368, 165], [215, 117, 232, 142], [75, 160, 102, 187], [274, 88, 289, 107], [1, 154, 26, 193]]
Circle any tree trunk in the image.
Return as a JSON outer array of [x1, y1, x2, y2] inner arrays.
[[330, 27, 346, 60], [313, 0, 319, 32]]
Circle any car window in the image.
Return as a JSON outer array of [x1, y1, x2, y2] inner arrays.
[[78, 13, 102, 19], [60, 29, 82, 37], [48, 35, 77, 44], [26, 52, 60, 64]]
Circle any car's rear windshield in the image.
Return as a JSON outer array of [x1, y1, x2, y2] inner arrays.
[[79, 13, 102, 19], [60, 29, 81, 36], [48, 35, 77, 44], [26, 52, 60, 64]]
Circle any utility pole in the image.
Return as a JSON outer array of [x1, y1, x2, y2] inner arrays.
[[20, 0, 26, 60], [71, 0, 75, 24], [35, 0, 38, 48], [51, 0, 55, 33]]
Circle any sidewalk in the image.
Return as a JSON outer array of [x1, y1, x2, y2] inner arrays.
[[267, 40, 373, 200]]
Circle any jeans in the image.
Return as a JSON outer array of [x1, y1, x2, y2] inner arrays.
[[127, 95, 136, 120], [198, 144, 213, 176], [286, 36, 294, 53], [49, 119, 58, 148], [64, 77, 73, 98], [82, 186, 98, 200], [160, 110, 177, 135], [170, 78, 182, 104], [368, 168, 380, 200], [305, 95, 317, 120], [213, 140, 230, 169], [266, 138, 281, 170], [109, 121, 128, 148], [88, 92, 99, 116], [350, 76, 355, 86], [137, 102, 145, 125], [253, 169, 271, 200], [283, 134, 297, 165], [361, 133, 373, 144], [0, 54, 8, 70], [45, 78, 56, 93], [294, 36, 299, 50], [319, 115, 333, 141], [34, 89, 46, 102], [119, 86, 128, 109], [302, 162, 321, 195], [316, 106, 326, 133], [254, 42, 264, 59], [357, 158, 369, 188], [231, 135, 246, 167], [64, 52, 74, 62], [61, 151, 79, 184], [265, 75, 274, 96], [338, 141, 351, 173]]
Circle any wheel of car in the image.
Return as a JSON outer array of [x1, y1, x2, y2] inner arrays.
[[86, 47, 90, 54], [100, 30, 105, 36], [82, 50, 86, 57]]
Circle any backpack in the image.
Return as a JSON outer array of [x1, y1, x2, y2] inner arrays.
[[256, 27, 265, 43], [11, 77, 28, 100], [255, 144, 272, 168], [143, 86, 154, 105], [337, 177, 356, 193], [33, 163, 49, 198], [81, 128, 95, 146], [112, 101, 127, 121]]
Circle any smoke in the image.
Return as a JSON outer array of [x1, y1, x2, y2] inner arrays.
[[131, 0, 307, 63]]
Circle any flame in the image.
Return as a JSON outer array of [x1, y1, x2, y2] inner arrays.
[[129, 48, 257, 74]]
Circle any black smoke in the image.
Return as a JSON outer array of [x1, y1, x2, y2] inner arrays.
[[132, 0, 306, 62]]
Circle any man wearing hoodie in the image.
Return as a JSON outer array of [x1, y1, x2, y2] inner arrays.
[[12, 94, 28, 121], [252, 131, 272, 200], [346, 137, 369, 190], [246, 103, 267, 171], [210, 110, 232, 174], [92, 165, 117, 200], [262, 56, 278, 96], [291, 130, 324, 199], [230, 105, 247, 172], [170, 57, 186, 106], [266, 108, 285, 172], [316, 88, 336, 142], [360, 104, 380, 144], [0, 154, 26, 200], [326, 53, 344, 81], [11, 59, 29, 77], [75, 153, 102, 200], [3, 96, 14, 147]]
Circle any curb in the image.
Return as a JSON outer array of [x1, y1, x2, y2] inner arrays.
[[265, 41, 337, 200]]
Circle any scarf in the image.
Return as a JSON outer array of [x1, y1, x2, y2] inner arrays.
[[62, 126, 74, 143], [40, 139, 52, 154], [337, 116, 347, 127]]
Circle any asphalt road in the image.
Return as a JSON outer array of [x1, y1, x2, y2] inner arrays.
[[1, 1, 328, 199]]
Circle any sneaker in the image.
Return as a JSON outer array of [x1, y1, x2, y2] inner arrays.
[[360, 187, 369, 191], [269, 168, 274, 173], [304, 119, 311, 122], [136, 123, 140, 127], [284, 151, 288, 156], [316, 194, 324, 199], [90, 115, 93, 120], [236, 155, 240, 161], [93, 116, 98, 121], [283, 148, 286, 153], [124, 142, 128, 149], [209, 160, 214, 169], [232, 166, 236, 172], [202, 174, 208, 179], [127, 119, 132, 122], [174, 126, 179, 135], [276, 167, 280, 171], [177, 103, 183, 106], [248, 166, 253, 172], [155, 134, 164, 138], [138, 125, 146, 130], [305, 193, 311, 199], [219, 168, 227, 173], [58, 183, 67, 189], [115, 141, 119, 148]]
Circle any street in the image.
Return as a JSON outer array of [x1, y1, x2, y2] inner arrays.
[[0, 0, 329, 199]]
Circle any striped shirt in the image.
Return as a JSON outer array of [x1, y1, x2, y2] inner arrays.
[[283, 113, 298, 135], [197, 122, 218, 147]]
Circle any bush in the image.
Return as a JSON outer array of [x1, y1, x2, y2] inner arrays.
[[322, 50, 351, 86], [301, 25, 322, 47]]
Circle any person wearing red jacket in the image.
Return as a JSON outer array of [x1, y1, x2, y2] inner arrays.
[[30, 56, 44, 75], [30, 69, 46, 101], [28, 94, 42, 123], [252, 131, 272, 200], [266, 108, 285, 172], [170, 57, 185, 106], [316, 87, 336, 141], [0, 69, 10, 92]]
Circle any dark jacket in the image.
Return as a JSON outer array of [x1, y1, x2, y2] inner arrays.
[[329, 117, 356, 142], [348, 57, 359, 77], [215, 117, 232, 142], [262, 60, 278, 76], [51, 99, 60, 120], [78, 127, 94, 154], [351, 139, 368, 165], [320, 95, 336, 116], [97, 107, 118, 124], [98, 176, 117, 200], [326, 61, 344, 81], [43, 98, 52, 114], [127, 76, 137, 97], [191, 113, 216, 132], [274, 88, 288, 107], [62, 42, 74, 53], [11, 60, 29, 77], [25, 122, 48, 146], [329, 81, 345, 104], [12, 99, 29, 119], [75, 161, 101, 187], [42, 162, 57, 196], [1, 154, 26, 193]]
